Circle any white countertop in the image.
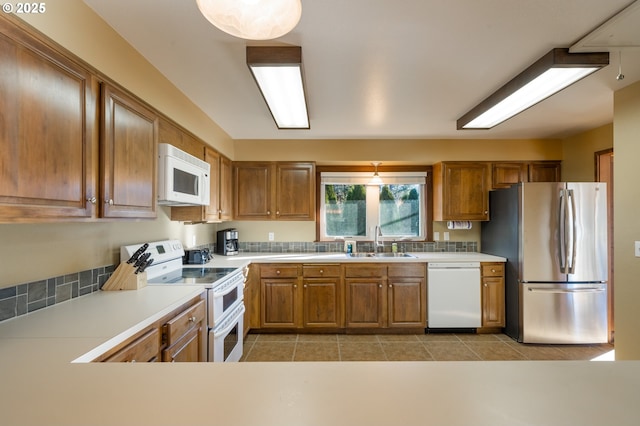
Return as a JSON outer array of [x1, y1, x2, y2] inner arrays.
[[204, 251, 505, 268], [4, 254, 640, 425]]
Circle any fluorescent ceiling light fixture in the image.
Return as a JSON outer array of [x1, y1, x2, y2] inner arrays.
[[247, 46, 310, 129], [196, 0, 302, 40], [457, 48, 609, 130]]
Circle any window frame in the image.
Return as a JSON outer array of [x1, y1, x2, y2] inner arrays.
[[315, 165, 433, 242]]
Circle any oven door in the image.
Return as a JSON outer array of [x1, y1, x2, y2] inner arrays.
[[209, 272, 244, 327], [210, 303, 245, 362]]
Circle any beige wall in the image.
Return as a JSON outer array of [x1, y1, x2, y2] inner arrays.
[[234, 138, 562, 164], [561, 124, 613, 181], [612, 80, 640, 360]]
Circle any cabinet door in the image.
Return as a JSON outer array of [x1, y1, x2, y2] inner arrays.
[[302, 278, 342, 328], [491, 163, 527, 189], [204, 146, 221, 222], [275, 162, 315, 220], [345, 278, 386, 328], [482, 277, 505, 328], [528, 162, 561, 182], [434, 162, 490, 221], [0, 19, 98, 221], [101, 84, 157, 219], [104, 328, 160, 363], [219, 155, 233, 221], [261, 278, 300, 328], [387, 277, 425, 327], [162, 326, 201, 362], [234, 162, 272, 220]]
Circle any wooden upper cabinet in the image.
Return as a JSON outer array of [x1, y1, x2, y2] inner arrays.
[[528, 161, 561, 182], [233, 162, 315, 220], [100, 84, 158, 219], [275, 162, 315, 220], [219, 155, 233, 221], [491, 163, 528, 189], [433, 162, 490, 221], [0, 16, 98, 221], [491, 161, 562, 189]]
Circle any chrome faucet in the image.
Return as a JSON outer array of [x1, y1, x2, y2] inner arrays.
[[374, 225, 383, 252]]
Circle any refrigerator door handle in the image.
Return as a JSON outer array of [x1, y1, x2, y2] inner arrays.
[[558, 189, 567, 273], [527, 287, 605, 294], [567, 189, 577, 274]]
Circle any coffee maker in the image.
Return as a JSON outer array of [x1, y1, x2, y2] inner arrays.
[[217, 228, 239, 256]]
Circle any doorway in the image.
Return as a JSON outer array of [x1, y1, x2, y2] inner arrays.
[[595, 148, 614, 343]]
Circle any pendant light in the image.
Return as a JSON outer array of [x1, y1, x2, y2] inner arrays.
[[369, 162, 383, 185]]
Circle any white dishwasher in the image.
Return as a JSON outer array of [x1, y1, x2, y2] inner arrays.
[[427, 262, 481, 328]]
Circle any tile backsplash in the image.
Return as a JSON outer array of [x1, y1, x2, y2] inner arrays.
[[0, 240, 477, 323], [0, 265, 114, 323]]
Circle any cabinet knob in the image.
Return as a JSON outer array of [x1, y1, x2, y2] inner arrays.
[[127, 359, 137, 363], [389, 284, 393, 288], [484, 210, 488, 214], [303, 284, 307, 288], [379, 284, 382, 288], [276, 270, 281, 275], [188, 316, 197, 322], [276, 211, 280, 216], [267, 210, 271, 215], [294, 284, 297, 289], [319, 269, 324, 274], [86, 196, 96, 204], [484, 283, 488, 287], [105, 199, 114, 205], [491, 269, 496, 273]]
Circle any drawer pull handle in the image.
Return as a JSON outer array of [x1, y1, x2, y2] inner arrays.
[[276, 270, 281, 275], [319, 269, 324, 274], [188, 316, 197, 322], [491, 269, 496, 273]]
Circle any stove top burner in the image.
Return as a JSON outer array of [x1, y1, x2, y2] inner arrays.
[[148, 267, 239, 285]]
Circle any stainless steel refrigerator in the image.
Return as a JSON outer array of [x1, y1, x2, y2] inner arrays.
[[481, 182, 608, 344]]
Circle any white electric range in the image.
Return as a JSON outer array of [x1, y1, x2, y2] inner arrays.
[[121, 240, 246, 362]]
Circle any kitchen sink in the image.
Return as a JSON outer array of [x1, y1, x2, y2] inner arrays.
[[346, 252, 416, 258]]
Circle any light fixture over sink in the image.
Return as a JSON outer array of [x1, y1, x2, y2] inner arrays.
[[368, 162, 383, 185], [457, 48, 609, 130], [246, 45, 310, 129], [196, 0, 302, 40]]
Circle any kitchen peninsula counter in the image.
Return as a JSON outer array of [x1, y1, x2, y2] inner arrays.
[[1, 266, 638, 425]]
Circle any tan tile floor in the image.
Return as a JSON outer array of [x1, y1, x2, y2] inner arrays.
[[241, 333, 614, 362]]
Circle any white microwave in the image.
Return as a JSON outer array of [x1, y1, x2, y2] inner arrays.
[[157, 143, 210, 206]]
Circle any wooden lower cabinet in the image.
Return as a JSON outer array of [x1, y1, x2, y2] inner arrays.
[[480, 263, 505, 329], [260, 264, 302, 328], [93, 294, 206, 362], [387, 264, 426, 327], [161, 299, 206, 362], [302, 265, 342, 328], [256, 263, 427, 331], [104, 327, 160, 363]]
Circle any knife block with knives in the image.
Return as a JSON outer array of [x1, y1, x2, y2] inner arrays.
[[102, 243, 153, 291]]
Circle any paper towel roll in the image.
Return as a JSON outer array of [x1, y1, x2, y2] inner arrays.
[[447, 221, 472, 230]]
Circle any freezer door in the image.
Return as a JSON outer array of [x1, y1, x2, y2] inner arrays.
[[521, 283, 608, 344], [520, 183, 566, 282], [566, 183, 608, 282]]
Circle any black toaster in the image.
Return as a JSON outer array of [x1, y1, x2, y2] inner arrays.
[[183, 249, 211, 264]]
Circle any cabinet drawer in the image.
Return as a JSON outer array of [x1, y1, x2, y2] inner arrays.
[[388, 264, 425, 278], [163, 300, 206, 345], [303, 264, 341, 277], [482, 263, 504, 277], [260, 265, 300, 278], [344, 265, 387, 278], [104, 328, 160, 363]]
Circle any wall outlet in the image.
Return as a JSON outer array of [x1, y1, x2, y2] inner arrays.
[[268, 232, 275, 241], [443, 232, 450, 241], [433, 231, 440, 241], [635, 241, 640, 257]]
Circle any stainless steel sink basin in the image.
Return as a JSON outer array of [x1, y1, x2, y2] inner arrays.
[[346, 252, 416, 258]]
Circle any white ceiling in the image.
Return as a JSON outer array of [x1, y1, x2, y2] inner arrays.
[[83, 0, 640, 140]]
